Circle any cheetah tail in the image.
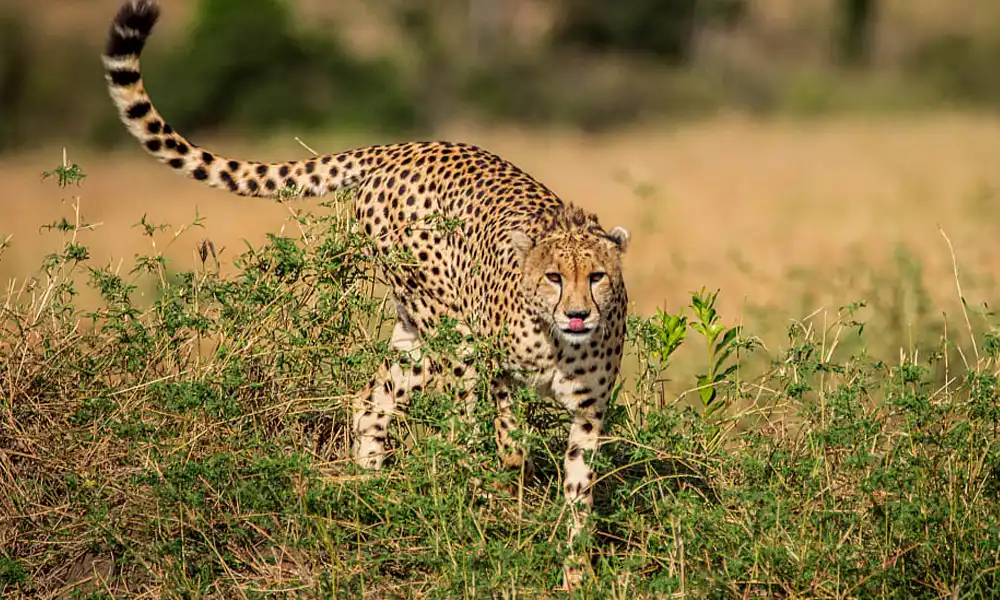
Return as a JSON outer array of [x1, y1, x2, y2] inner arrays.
[[102, 0, 367, 199]]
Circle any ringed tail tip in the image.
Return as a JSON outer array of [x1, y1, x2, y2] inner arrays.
[[105, 0, 161, 58]]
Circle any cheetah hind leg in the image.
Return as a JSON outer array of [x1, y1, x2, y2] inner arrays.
[[352, 318, 427, 470]]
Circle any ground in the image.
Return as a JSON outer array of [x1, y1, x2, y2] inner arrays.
[[3, 111, 999, 325]]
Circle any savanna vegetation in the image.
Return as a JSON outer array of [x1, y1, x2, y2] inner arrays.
[[2, 0, 1000, 597]]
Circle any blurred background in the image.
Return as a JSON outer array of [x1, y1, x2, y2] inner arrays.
[[1, 0, 1000, 347]]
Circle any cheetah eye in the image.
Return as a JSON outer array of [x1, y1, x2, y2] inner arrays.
[[589, 272, 606, 284], [545, 272, 562, 284]]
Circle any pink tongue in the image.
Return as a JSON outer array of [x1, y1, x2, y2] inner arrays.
[[568, 318, 586, 332]]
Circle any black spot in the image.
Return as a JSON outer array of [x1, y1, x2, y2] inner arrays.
[[256, 165, 268, 176], [310, 175, 321, 187], [321, 155, 332, 164], [279, 165, 290, 177], [167, 158, 184, 169], [104, 32, 145, 58], [201, 151, 214, 164], [108, 68, 141, 86], [125, 101, 151, 120], [578, 398, 597, 409], [162, 123, 173, 134], [220, 171, 238, 191], [146, 120, 162, 134], [228, 160, 239, 172], [265, 179, 276, 191], [246, 180, 259, 193], [305, 161, 316, 174], [176, 142, 189, 155], [164, 138, 176, 149], [144, 139, 161, 152], [192, 167, 208, 181]]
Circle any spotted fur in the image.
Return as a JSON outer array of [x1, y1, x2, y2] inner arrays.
[[103, 0, 631, 588]]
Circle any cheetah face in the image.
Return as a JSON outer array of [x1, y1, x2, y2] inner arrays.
[[513, 226, 630, 341]]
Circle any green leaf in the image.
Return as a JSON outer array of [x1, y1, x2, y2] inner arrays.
[[719, 363, 739, 379], [715, 326, 742, 354]]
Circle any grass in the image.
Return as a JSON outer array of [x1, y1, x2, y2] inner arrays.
[[1, 153, 999, 599]]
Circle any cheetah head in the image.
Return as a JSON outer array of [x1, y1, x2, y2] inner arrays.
[[512, 226, 630, 341]]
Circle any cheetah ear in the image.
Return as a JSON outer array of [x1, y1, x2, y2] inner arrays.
[[509, 230, 535, 259], [605, 226, 630, 253]]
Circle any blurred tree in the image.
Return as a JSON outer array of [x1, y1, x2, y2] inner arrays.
[[391, 0, 472, 127], [0, 9, 28, 151], [468, 0, 510, 61], [835, 0, 878, 67], [551, 0, 745, 64], [145, 0, 419, 137]]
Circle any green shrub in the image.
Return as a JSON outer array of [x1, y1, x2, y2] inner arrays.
[[905, 30, 1000, 108]]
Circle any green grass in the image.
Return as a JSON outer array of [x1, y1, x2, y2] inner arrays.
[[2, 160, 999, 598]]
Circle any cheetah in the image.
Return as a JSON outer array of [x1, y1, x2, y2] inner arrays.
[[103, 0, 630, 587]]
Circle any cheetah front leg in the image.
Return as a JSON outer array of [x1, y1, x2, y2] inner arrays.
[[353, 317, 428, 470], [556, 383, 610, 589], [564, 398, 604, 528], [493, 376, 534, 478]]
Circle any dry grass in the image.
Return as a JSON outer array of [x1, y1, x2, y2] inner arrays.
[[3, 111, 999, 324]]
